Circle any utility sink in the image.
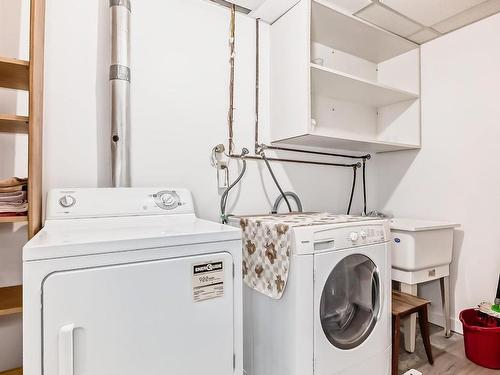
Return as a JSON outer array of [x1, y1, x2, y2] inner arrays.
[[390, 218, 459, 271]]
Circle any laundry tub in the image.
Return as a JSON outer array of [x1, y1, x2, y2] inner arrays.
[[390, 218, 460, 348], [390, 218, 459, 272]]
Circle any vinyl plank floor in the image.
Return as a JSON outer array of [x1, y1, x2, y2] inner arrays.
[[398, 323, 498, 375]]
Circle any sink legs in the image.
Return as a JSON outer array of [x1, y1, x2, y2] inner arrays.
[[398, 276, 452, 353], [400, 283, 418, 353], [440, 276, 451, 338]]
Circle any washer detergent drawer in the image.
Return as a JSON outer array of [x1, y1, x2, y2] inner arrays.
[[42, 252, 234, 375]]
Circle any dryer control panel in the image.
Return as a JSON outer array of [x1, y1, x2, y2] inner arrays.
[[46, 188, 195, 220]]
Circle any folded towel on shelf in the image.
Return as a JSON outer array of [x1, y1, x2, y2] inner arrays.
[[0, 191, 27, 203], [0, 178, 28, 215], [0, 177, 28, 188], [0, 202, 28, 214], [0, 177, 27, 193]]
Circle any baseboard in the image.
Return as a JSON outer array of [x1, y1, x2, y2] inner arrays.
[[428, 310, 463, 335]]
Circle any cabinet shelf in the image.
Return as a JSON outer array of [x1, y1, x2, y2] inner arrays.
[[310, 63, 419, 107], [277, 133, 420, 153], [0, 57, 29, 90], [311, 0, 417, 63], [0, 285, 22, 317], [0, 368, 22, 375], [0, 114, 29, 134]]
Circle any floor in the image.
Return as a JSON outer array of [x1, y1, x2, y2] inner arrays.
[[398, 323, 498, 375]]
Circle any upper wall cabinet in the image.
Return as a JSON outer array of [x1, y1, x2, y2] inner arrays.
[[270, 0, 421, 153]]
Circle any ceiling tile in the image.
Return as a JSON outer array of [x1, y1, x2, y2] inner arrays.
[[407, 28, 441, 44], [433, 0, 500, 33], [229, 0, 266, 10], [319, 0, 372, 14], [356, 3, 422, 37], [381, 0, 488, 26]]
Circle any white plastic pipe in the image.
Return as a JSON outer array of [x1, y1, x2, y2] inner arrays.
[[110, 0, 131, 187]]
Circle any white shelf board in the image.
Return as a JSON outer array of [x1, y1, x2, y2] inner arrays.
[[311, 0, 418, 63], [274, 133, 420, 153], [310, 63, 419, 107]]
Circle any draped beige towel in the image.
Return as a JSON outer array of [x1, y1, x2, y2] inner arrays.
[[239, 213, 364, 299]]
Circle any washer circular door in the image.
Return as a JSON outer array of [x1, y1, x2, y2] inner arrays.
[[319, 254, 380, 350]]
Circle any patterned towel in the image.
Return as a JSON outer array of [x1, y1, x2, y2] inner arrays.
[[239, 213, 369, 299]]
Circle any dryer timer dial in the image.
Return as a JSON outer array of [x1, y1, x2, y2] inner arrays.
[[153, 191, 181, 210]]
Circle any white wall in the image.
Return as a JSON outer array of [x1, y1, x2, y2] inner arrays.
[[0, 0, 30, 371], [377, 13, 500, 332], [43, 0, 374, 221]]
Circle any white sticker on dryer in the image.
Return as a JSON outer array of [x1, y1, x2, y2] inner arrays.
[[192, 261, 224, 302]]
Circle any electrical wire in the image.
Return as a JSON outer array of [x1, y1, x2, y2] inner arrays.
[[260, 151, 292, 212], [347, 166, 357, 215], [362, 159, 367, 215]]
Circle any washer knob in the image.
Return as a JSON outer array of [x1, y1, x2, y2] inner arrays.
[[59, 194, 76, 208], [349, 232, 359, 242]]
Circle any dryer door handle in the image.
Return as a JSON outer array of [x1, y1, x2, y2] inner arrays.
[[58, 323, 76, 375]]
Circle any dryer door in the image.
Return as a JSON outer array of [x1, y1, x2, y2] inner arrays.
[[313, 244, 390, 375], [42, 252, 235, 375]]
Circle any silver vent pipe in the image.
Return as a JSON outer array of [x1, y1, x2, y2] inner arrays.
[[110, 0, 131, 187]]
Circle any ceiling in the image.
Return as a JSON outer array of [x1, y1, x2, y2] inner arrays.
[[354, 0, 500, 43], [229, 0, 500, 44]]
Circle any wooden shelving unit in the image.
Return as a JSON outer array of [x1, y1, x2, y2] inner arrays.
[[0, 114, 29, 134], [1, 1, 45, 374], [0, 368, 22, 375], [0, 216, 28, 224], [0, 57, 29, 90], [0, 286, 22, 317]]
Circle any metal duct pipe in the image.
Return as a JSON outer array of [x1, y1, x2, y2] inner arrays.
[[110, 0, 131, 187]]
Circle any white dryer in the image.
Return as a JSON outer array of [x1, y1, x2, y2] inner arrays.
[[23, 188, 243, 375], [241, 216, 391, 375]]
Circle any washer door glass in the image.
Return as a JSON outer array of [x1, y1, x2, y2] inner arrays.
[[319, 254, 380, 350]]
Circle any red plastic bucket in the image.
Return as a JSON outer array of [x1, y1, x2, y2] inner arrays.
[[459, 308, 500, 369]]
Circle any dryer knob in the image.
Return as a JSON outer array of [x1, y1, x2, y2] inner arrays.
[[153, 191, 181, 210], [59, 194, 76, 208], [349, 232, 359, 242]]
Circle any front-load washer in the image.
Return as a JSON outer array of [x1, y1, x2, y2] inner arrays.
[[233, 214, 391, 375], [23, 188, 243, 375]]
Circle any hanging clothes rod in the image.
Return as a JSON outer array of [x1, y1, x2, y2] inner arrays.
[[229, 153, 361, 169], [262, 145, 371, 160]]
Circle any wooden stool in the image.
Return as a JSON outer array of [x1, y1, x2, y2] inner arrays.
[[392, 291, 434, 375]]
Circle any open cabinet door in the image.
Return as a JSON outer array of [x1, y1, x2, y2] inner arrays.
[[42, 252, 235, 375]]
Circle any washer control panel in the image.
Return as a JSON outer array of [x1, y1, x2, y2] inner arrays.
[[312, 223, 389, 252]]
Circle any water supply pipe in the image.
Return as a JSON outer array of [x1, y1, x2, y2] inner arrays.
[[110, 0, 131, 187]]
